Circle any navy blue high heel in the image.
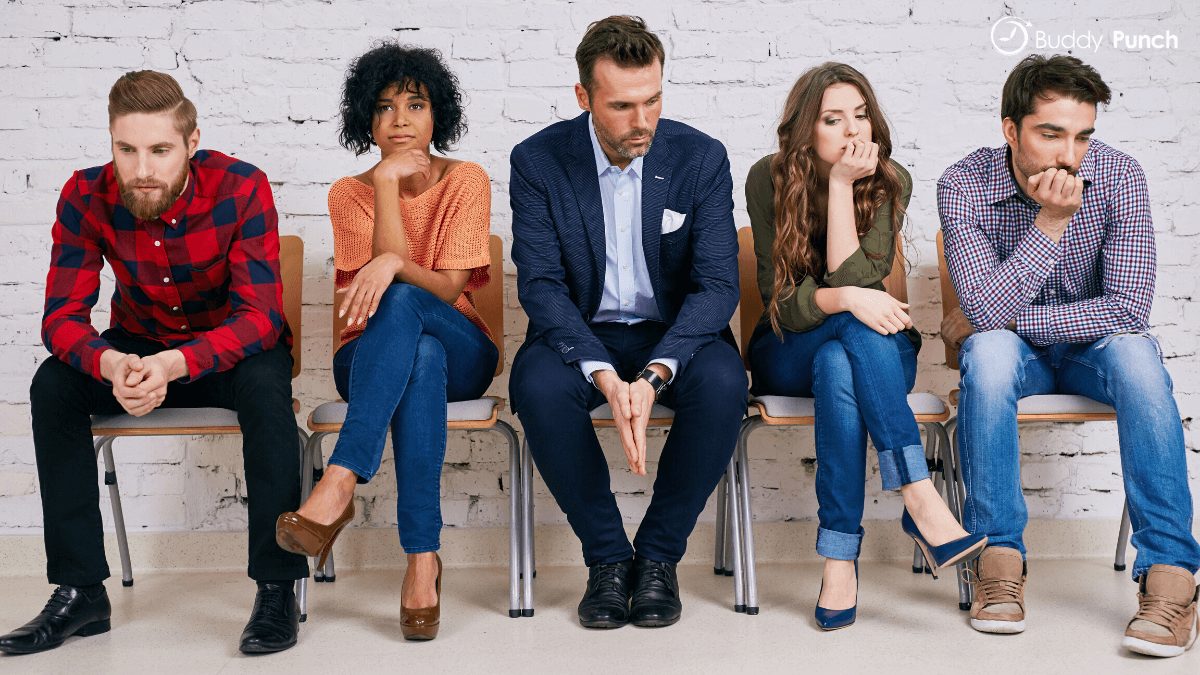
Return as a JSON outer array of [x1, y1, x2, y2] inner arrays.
[[901, 509, 987, 579], [814, 560, 857, 631]]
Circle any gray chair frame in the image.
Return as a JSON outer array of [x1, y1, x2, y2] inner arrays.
[[90, 410, 309, 590], [516, 403, 745, 616], [929, 394, 1128, 610], [302, 398, 523, 619], [719, 394, 954, 615]]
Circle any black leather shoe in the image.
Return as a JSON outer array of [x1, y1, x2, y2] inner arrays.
[[630, 555, 682, 627], [238, 582, 300, 654], [577, 558, 635, 628], [0, 585, 111, 654]]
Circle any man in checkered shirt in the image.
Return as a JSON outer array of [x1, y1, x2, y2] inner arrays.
[[0, 72, 307, 656], [939, 54, 1199, 656]]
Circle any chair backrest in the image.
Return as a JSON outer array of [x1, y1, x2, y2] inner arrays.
[[279, 235, 304, 379], [736, 225, 909, 367], [935, 231, 961, 370], [330, 235, 506, 378]]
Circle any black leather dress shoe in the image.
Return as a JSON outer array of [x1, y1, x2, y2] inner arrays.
[[0, 585, 111, 654], [238, 582, 300, 654], [577, 558, 635, 628], [630, 555, 682, 627]]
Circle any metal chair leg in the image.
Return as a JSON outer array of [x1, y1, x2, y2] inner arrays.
[[95, 437, 133, 587], [726, 454, 746, 613], [1115, 502, 1131, 572], [492, 421, 522, 618], [942, 418, 973, 610], [296, 429, 314, 621], [736, 421, 759, 614], [520, 437, 535, 617], [714, 473, 727, 575], [723, 490, 734, 576], [303, 432, 330, 583]]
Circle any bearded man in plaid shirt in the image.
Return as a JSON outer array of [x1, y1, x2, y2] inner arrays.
[[939, 54, 1199, 656], [0, 71, 307, 656]]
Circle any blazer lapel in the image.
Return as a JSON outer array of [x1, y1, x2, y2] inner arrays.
[[640, 131, 672, 303], [565, 113, 608, 284]]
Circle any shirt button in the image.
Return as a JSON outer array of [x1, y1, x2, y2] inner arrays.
[[154, 241, 161, 247], [618, 190, 625, 195], [624, 301, 630, 306], [163, 277, 170, 283], [172, 306, 179, 311], [620, 228, 626, 233], [170, 219, 176, 225], [623, 264, 629, 269], [180, 325, 187, 330]]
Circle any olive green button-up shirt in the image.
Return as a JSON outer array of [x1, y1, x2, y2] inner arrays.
[[744, 153, 919, 350]]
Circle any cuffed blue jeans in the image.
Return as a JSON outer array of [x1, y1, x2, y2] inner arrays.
[[750, 312, 925, 561], [330, 284, 498, 554], [957, 329, 1200, 579]]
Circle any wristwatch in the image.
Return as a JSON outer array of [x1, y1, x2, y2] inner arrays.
[[636, 367, 668, 401]]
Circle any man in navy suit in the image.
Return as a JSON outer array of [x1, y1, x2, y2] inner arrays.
[[509, 16, 747, 629]]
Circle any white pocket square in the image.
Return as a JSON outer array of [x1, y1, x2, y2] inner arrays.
[[661, 209, 687, 235]]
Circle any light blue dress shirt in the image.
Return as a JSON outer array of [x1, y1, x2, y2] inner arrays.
[[578, 114, 678, 384]]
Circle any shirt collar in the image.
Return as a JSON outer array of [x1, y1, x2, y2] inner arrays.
[[157, 163, 196, 229], [986, 143, 1095, 206], [588, 113, 642, 178]]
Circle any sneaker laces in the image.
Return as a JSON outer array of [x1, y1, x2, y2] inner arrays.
[[1134, 592, 1192, 630], [961, 567, 1022, 606]]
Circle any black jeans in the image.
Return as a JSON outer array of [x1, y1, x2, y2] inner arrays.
[[29, 328, 308, 586], [510, 322, 748, 566]]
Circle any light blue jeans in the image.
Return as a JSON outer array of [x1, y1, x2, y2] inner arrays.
[[750, 311, 926, 561], [330, 284, 498, 554], [957, 329, 1200, 579]]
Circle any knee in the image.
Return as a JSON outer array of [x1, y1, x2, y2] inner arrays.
[[232, 350, 292, 403], [959, 330, 1025, 390], [811, 341, 853, 397], [679, 345, 748, 407], [30, 356, 83, 409], [1096, 333, 1171, 395], [412, 334, 447, 379], [377, 283, 428, 317], [510, 350, 591, 414]]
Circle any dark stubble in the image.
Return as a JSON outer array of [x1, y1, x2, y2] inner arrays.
[[593, 115, 655, 161]]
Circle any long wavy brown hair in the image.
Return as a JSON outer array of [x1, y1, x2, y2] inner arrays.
[[767, 62, 905, 335]]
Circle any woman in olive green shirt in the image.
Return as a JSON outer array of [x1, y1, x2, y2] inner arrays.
[[746, 63, 986, 630]]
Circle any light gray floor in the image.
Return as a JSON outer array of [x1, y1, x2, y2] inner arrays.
[[0, 559, 1194, 674]]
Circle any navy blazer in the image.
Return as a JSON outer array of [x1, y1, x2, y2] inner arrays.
[[510, 112, 739, 374]]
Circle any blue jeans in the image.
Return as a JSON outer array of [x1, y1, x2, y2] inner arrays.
[[957, 329, 1200, 579], [750, 312, 925, 561], [330, 284, 498, 554]]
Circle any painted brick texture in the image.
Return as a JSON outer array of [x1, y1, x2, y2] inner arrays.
[[0, 1, 1196, 540]]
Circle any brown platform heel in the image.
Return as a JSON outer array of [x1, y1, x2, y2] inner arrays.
[[400, 553, 442, 641], [275, 500, 354, 569]]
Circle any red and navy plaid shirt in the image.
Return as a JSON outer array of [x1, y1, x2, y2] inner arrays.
[[43, 149, 290, 383], [938, 140, 1155, 346]]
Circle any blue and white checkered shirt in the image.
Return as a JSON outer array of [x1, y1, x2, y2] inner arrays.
[[938, 141, 1155, 346]]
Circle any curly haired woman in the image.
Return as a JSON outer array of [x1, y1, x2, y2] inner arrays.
[[275, 42, 497, 640]]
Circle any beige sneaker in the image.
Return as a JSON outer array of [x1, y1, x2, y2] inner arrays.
[[1122, 564, 1199, 658], [968, 546, 1026, 634]]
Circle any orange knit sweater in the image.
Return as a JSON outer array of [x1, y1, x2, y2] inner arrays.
[[330, 162, 492, 352]]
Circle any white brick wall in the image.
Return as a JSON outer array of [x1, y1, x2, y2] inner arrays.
[[0, 0, 1197, 539]]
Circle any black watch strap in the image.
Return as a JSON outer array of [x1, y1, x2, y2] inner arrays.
[[637, 368, 668, 400]]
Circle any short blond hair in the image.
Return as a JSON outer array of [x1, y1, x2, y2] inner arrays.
[[107, 70, 197, 138]]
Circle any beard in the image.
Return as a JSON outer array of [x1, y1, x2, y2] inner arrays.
[[116, 162, 189, 221], [593, 117, 655, 161]]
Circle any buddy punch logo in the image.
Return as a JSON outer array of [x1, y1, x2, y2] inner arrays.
[[990, 16, 1179, 55]]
